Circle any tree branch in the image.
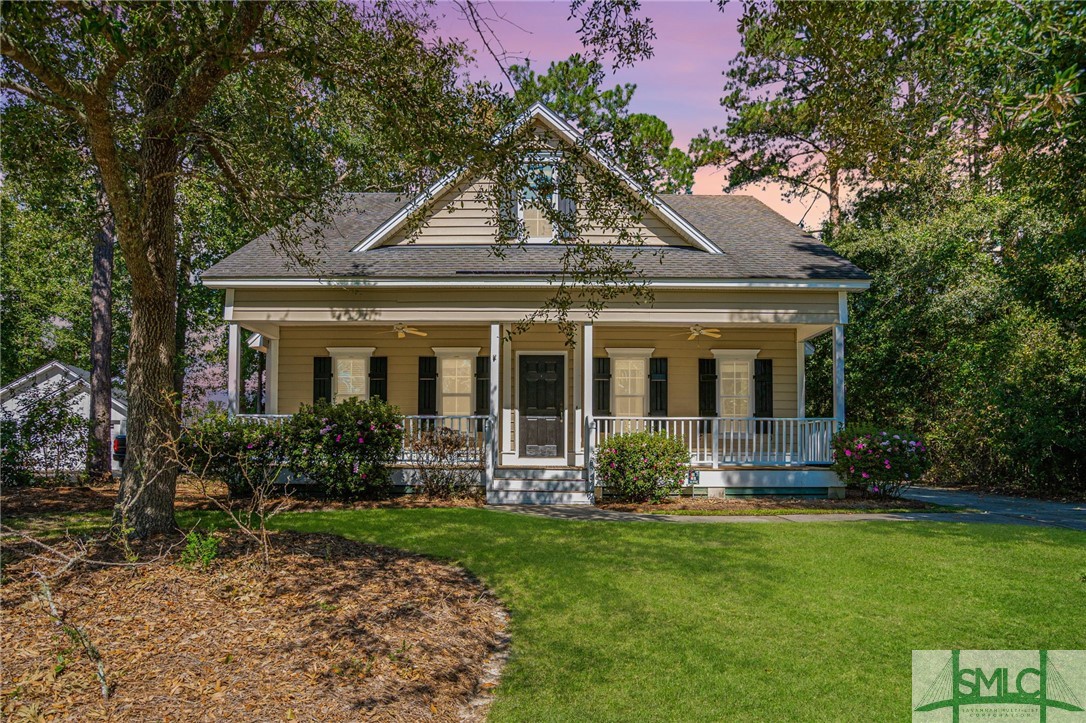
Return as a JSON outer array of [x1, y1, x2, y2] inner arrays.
[[0, 32, 89, 104], [0, 79, 86, 122]]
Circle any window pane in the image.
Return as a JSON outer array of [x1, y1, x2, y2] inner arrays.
[[444, 395, 472, 416], [614, 359, 645, 395], [521, 162, 555, 238], [336, 358, 366, 398], [721, 397, 747, 417], [441, 357, 471, 394], [522, 206, 553, 238]]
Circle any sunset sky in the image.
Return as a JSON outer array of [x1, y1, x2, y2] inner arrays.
[[430, 0, 829, 227]]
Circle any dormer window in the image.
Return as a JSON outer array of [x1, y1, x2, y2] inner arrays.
[[521, 162, 556, 240], [498, 154, 575, 242]]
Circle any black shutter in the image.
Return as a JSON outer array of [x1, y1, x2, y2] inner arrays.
[[313, 357, 332, 404], [592, 357, 611, 416], [556, 195, 576, 239], [369, 356, 387, 401], [474, 355, 490, 415], [648, 358, 668, 417], [698, 358, 717, 416], [418, 356, 437, 415], [754, 358, 773, 418], [498, 187, 518, 239]]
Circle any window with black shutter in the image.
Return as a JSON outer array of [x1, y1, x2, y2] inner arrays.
[[368, 356, 388, 401], [417, 356, 437, 415], [313, 357, 332, 404], [648, 358, 668, 417], [592, 357, 611, 416]]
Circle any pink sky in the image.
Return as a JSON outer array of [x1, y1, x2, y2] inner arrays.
[[430, 1, 829, 226]]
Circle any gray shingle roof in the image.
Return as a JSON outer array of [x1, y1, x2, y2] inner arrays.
[[201, 192, 868, 281]]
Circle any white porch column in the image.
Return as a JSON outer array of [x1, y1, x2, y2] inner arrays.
[[266, 337, 279, 414], [581, 321, 594, 465], [796, 339, 806, 419], [573, 323, 585, 466], [488, 323, 501, 481], [227, 322, 242, 415], [501, 323, 515, 462]]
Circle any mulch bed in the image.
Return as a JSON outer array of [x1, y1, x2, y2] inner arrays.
[[0, 478, 484, 519], [600, 495, 942, 514], [1, 531, 508, 721]]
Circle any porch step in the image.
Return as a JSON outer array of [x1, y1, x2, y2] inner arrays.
[[490, 477, 588, 493], [494, 467, 583, 481], [487, 489, 594, 505]]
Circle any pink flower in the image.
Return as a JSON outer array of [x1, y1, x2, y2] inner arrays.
[[844, 449, 852, 457], [862, 472, 870, 479], [335, 434, 341, 442], [358, 437, 364, 443]]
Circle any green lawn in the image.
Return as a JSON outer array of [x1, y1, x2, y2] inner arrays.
[[248, 509, 1086, 722]]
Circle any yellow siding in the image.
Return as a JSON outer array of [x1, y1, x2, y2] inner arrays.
[[275, 323, 799, 418], [384, 174, 691, 247], [277, 325, 489, 414], [593, 326, 798, 417]]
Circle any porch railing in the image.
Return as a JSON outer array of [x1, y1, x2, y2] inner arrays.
[[589, 416, 839, 466], [234, 413, 491, 467]]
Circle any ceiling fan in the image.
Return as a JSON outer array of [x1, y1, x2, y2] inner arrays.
[[672, 324, 721, 341], [380, 323, 428, 339]]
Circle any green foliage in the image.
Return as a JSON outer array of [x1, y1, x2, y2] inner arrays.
[[832, 424, 930, 498], [284, 398, 404, 500], [596, 431, 689, 502], [825, 194, 1086, 496], [180, 530, 220, 570], [0, 381, 90, 486], [179, 409, 287, 498]]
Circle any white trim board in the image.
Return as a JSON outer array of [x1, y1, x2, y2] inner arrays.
[[203, 276, 872, 291]]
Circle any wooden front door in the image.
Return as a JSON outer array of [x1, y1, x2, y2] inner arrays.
[[519, 355, 564, 458]]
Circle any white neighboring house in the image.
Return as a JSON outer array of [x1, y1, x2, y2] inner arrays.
[[0, 361, 128, 473]]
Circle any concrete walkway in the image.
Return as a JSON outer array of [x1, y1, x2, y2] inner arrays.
[[496, 487, 1086, 530]]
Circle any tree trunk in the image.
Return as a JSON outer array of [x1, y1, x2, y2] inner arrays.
[[827, 164, 841, 229], [113, 126, 181, 537], [87, 191, 115, 485]]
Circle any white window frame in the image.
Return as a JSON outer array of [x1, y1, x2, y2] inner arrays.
[[327, 347, 375, 403], [711, 349, 760, 418], [606, 348, 655, 418], [519, 152, 562, 243], [432, 347, 481, 416]]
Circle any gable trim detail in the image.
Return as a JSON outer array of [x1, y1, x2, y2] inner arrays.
[[348, 103, 723, 255]]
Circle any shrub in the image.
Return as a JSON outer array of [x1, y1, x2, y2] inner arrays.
[[595, 431, 689, 503], [180, 530, 220, 570], [832, 424, 931, 498], [410, 426, 482, 499], [179, 409, 287, 498], [284, 398, 403, 500]]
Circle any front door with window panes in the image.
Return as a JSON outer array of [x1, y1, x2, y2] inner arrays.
[[518, 355, 564, 457]]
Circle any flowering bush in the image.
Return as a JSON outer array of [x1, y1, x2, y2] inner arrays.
[[832, 424, 931, 498], [595, 431, 690, 503], [284, 398, 403, 500]]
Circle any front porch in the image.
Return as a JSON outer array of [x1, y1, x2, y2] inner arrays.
[[228, 315, 851, 502]]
